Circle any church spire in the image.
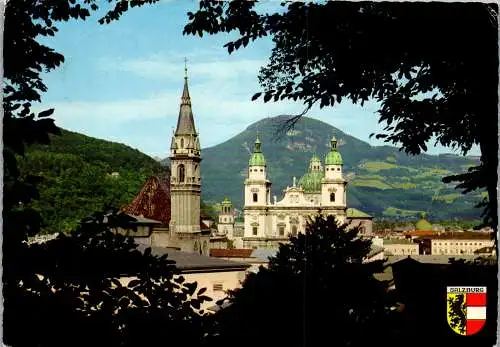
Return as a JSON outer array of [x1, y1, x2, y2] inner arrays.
[[175, 58, 197, 135]]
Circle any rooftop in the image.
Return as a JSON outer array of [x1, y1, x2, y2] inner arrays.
[[346, 208, 372, 219], [135, 245, 250, 273], [122, 175, 171, 226], [366, 245, 385, 258], [251, 248, 279, 261], [384, 238, 417, 245], [427, 232, 493, 240], [386, 254, 486, 265], [210, 248, 254, 258]]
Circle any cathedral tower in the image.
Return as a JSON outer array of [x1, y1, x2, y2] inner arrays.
[[321, 136, 347, 214], [217, 197, 235, 238], [244, 137, 272, 237], [169, 64, 201, 234]]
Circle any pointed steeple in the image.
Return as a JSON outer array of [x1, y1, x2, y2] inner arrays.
[[175, 58, 197, 135]]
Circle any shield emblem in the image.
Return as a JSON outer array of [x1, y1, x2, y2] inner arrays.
[[447, 286, 487, 336]]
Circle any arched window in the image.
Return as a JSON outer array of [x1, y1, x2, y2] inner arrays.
[[253, 193, 258, 202], [330, 192, 335, 202], [178, 164, 185, 183], [180, 138, 184, 148]]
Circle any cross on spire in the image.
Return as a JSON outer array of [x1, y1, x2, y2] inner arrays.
[[184, 57, 188, 79]]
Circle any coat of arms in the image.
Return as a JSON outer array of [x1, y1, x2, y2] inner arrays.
[[446, 286, 487, 336]]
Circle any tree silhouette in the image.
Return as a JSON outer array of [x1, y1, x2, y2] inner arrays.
[[3, 2, 207, 346], [4, 210, 212, 347], [205, 215, 397, 347], [181, 1, 498, 234]]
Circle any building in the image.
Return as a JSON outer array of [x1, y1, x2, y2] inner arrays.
[[217, 197, 235, 238], [209, 248, 269, 273], [120, 245, 250, 311], [122, 67, 211, 255], [237, 135, 372, 248], [382, 238, 419, 256], [428, 231, 494, 255]]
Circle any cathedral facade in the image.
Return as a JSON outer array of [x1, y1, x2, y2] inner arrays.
[[240, 136, 372, 249]]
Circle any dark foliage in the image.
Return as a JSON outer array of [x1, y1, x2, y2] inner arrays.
[[182, 1, 498, 232], [4, 211, 212, 347], [2, 2, 204, 347], [206, 215, 397, 347]]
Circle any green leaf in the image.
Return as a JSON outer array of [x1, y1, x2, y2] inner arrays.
[[38, 108, 55, 118]]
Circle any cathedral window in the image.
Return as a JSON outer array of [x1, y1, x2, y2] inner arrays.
[[291, 225, 298, 236], [178, 164, 185, 182], [252, 227, 258, 235], [330, 192, 335, 202], [180, 138, 184, 148], [278, 226, 285, 236], [253, 193, 258, 202]]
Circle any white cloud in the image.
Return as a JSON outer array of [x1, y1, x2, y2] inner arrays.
[[99, 54, 266, 82], [42, 52, 480, 158]]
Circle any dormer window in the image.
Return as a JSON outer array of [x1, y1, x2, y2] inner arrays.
[[330, 192, 335, 202], [180, 138, 184, 148]]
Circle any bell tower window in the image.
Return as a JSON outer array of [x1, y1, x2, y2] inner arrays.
[[178, 164, 185, 183], [330, 192, 335, 202], [180, 138, 184, 148], [253, 193, 258, 202]]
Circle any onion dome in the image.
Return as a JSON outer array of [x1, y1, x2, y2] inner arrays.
[[249, 137, 266, 166], [415, 213, 432, 231], [298, 155, 324, 193], [324, 136, 344, 165]]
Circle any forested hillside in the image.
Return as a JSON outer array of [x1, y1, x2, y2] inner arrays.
[[18, 129, 166, 234]]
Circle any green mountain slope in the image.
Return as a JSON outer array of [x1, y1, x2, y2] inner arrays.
[[18, 129, 166, 234], [165, 116, 482, 220]]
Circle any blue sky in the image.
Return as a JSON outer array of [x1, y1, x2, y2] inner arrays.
[[36, 0, 480, 158]]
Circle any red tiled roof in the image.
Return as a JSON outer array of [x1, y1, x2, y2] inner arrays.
[[404, 230, 436, 237], [210, 248, 254, 258], [122, 175, 171, 227], [427, 232, 493, 240]]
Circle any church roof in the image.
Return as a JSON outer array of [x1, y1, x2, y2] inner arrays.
[[175, 74, 197, 136], [122, 175, 171, 226]]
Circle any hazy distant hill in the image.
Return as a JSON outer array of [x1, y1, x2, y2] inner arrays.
[[163, 116, 482, 220]]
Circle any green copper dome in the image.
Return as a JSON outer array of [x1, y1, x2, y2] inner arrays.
[[222, 197, 232, 205], [298, 171, 323, 193], [325, 135, 344, 165], [415, 213, 432, 231], [299, 155, 324, 193], [249, 137, 266, 166]]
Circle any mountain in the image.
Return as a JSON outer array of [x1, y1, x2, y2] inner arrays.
[[163, 116, 483, 221], [18, 129, 167, 234]]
